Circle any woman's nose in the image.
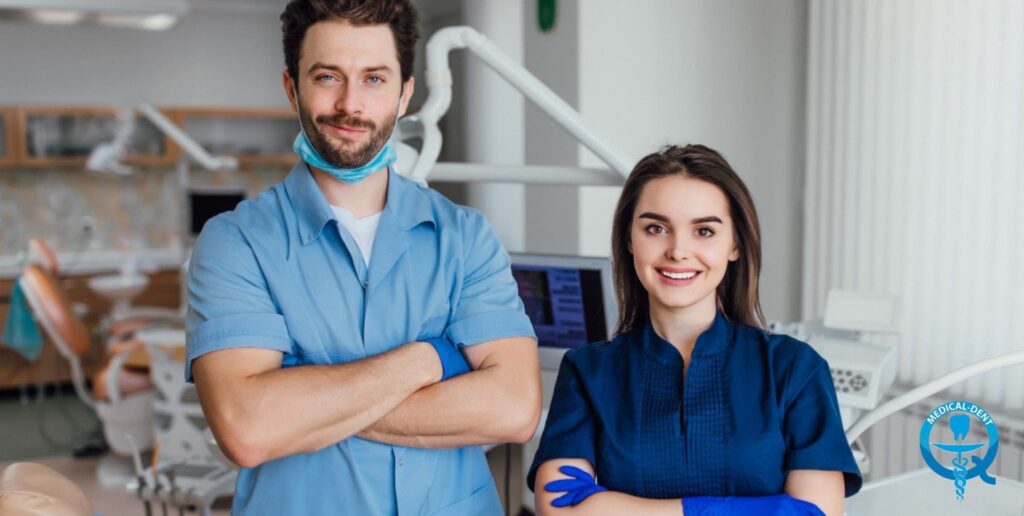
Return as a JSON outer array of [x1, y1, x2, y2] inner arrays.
[[665, 236, 691, 261]]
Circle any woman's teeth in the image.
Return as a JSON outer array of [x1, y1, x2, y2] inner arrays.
[[660, 270, 698, 280]]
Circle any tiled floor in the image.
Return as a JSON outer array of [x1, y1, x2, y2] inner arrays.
[[0, 455, 232, 516]]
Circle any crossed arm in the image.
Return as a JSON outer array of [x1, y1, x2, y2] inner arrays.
[[532, 459, 845, 516], [193, 336, 540, 468]]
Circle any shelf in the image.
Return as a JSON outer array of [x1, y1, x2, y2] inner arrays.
[[167, 107, 299, 168], [13, 106, 175, 168]]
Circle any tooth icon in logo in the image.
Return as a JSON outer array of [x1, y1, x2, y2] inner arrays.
[[950, 414, 970, 442]]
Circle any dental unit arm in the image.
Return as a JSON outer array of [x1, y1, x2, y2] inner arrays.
[[845, 350, 1024, 445], [87, 99, 238, 176], [396, 26, 632, 186]]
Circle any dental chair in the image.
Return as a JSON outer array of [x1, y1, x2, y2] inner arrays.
[[18, 263, 157, 486], [26, 238, 59, 277], [27, 237, 184, 335]]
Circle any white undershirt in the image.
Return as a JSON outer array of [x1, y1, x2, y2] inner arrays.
[[330, 205, 382, 266]]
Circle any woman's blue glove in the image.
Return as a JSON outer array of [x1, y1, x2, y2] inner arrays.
[[682, 494, 825, 515], [544, 465, 608, 507], [422, 337, 471, 381]]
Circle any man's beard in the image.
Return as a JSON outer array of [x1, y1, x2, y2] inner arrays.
[[300, 104, 397, 169]]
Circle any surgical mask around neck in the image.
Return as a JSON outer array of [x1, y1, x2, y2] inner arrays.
[[292, 85, 403, 184]]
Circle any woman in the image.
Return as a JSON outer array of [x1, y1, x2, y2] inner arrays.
[[528, 145, 861, 515]]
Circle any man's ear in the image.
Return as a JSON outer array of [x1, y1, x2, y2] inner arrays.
[[398, 76, 415, 117], [283, 70, 299, 112]]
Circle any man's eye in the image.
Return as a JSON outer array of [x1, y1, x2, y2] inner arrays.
[[367, 75, 384, 85], [316, 75, 337, 83]]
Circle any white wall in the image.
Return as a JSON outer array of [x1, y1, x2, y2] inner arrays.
[[523, 0, 581, 255], [0, 7, 289, 107], [524, 0, 808, 321]]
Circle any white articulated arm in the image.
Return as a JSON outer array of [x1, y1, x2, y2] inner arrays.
[[846, 350, 1024, 444], [404, 26, 633, 183], [87, 98, 238, 175], [135, 102, 237, 171]]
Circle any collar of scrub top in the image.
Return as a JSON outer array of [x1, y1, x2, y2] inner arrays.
[[285, 161, 437, 247], [641, 310, 736, 367]]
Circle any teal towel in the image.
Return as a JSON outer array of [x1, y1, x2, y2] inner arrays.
[[1, 278, 43, 361]]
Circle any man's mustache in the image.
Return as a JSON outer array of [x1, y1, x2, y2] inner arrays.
[[315, 113, 376, 131]]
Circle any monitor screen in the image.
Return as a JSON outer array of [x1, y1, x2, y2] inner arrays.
[[509, 254, 616, 370], [188, 189, 246, 237]]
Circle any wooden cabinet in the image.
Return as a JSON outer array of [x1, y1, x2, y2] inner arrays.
[[13, 106, 175, 168], [0, 107, 17, 167], [1, 105, 298, 169], [167, 107, 298, 168]]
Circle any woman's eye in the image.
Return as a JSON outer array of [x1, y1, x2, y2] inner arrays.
[[696, 227, 715, 238], [644, 224, 667, 235]]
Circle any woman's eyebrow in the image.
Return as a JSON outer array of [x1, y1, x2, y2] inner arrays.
[[692, 216, 724, 224], [637, 212, 669, 223]]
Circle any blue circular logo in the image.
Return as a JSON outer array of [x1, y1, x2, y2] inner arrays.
[[919, 401, 999, 500]]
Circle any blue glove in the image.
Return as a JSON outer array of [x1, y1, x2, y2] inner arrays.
[[422, 337, 471, 381], [682, 494, 825, 515], [544, 465, 608, 507]]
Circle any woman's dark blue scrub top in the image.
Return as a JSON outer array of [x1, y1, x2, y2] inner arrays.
[[528, 311, 862, 499]]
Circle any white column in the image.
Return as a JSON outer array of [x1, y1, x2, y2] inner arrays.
[[461, 0, 526, 252]]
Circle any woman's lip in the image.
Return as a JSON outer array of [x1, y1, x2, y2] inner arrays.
[[657, 267, 700, 273], [656, 269, 701, 286]]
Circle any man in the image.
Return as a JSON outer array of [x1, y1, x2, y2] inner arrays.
[[186, 1, 541, 514]]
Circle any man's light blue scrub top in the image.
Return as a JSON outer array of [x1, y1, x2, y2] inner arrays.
[[186, 163, 536, 515]]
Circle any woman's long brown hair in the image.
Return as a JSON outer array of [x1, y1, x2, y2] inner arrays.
[[611, 144, 766, 334]]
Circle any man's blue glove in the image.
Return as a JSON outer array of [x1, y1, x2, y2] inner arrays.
[[544, 465, 608, 507], [422, 337, 471, 381], [682, 494, 825, 515]]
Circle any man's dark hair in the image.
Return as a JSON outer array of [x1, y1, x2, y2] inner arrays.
[[281, 0, 419, 84]]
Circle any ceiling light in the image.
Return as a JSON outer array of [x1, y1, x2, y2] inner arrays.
[[0, 0, 189, 30]]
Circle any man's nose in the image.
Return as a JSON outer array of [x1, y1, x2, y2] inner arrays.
[[335, 83, 364, 116]]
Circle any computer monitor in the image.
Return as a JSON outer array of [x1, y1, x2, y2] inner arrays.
[[509, 253, 617, 371], [187, 188, 246, 239]]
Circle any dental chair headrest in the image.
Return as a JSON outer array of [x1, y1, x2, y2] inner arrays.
[[19, 264, 91, 360], [0, 462, 92, 516]]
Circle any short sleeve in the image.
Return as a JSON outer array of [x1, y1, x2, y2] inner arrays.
[[782, 362, 863, 497], [185, 215, 292, 383], [526, 351, 597, 492], [445, 210, 535, 346]]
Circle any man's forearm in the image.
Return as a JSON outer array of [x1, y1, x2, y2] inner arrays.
[[197, 342, 440, 467], [357, 337, 541, 448]]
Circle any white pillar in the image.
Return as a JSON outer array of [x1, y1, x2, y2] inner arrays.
[[461, 0, 526, 252]]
